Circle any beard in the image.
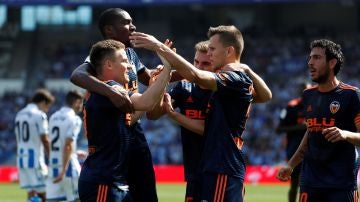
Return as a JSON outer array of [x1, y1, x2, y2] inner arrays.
[[312, 68, 331, 84]]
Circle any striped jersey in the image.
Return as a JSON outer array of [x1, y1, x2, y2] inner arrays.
[[301, 82, 360, 189], [201, 71, 253, 180], [15, 103, 49, 169], [48, 106, 82, 178]]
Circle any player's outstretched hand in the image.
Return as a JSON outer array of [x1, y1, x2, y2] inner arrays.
[[149, 65, 163, 86], [323, 127, 346, 143], [164, 39, 176, 52], [109, 85, 134, 113], [276, 166, 293, 181], [130, 32, 162, 51]]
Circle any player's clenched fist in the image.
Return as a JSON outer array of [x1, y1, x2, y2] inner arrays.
[[276, 165, 293, 181]]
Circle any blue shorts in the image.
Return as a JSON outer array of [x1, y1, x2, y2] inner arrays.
[[185, 179, 201, 202], [78, 180, 132, 202], [300, 186, 358, 202], [200, 172, 245, 202]]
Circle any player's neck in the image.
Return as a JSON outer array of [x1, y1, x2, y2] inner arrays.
[[317, 77, 339, 92], [219, 58, 240, 71]]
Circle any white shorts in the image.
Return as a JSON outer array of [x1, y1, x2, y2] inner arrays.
[[46, 176, 79, 201], [18, 167, 47, 192]]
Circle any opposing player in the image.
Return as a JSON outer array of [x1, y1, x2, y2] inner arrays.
[[46, 90, 84, 201], [276, 82, 310, 202], [78, 39, 171, 202], [15, 89, 54, 202], [277, 39, 360, 202], [131, 25, 272, 201]]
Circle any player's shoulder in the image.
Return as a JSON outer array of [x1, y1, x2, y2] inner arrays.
[[339, 82, 359, 92], [287, 97, 302, 107], [303, 85, 318, 94], [180, 80, 194, 91], [49, 109, 61, 120], [172, 79, 192, 92], [218, 70, 251, 82]]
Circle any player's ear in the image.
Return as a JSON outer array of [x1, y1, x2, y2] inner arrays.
[[105, 59, 113, 70], [104, 25, 115, 37], [328, 58, 337, 72], [226, 46, 235, 58]]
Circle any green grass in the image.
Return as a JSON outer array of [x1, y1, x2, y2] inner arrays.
[[0, 183, 288, 202]]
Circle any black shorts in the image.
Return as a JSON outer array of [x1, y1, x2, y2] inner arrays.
[[128, 145, 157, 202], [78, 180, 132, 202], [200, 172, 245, 202], [300, 186, 358, 202], [128, 124, 157, 202], [185, 179, 201, 202]]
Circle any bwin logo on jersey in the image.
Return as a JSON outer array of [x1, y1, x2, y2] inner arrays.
[[330, 101, 340, 114]]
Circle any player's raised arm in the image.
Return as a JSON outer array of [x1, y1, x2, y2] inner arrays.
[[223, 63, 272, 103], [130, 32, 218, 91], [70, 63, 134, 113], [130, 64, 171, 111]]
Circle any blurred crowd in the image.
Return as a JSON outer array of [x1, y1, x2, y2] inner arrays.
[[0, 28, 359, 165]]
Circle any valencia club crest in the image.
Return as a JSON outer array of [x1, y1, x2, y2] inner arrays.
[[329, 101, 340, 114]]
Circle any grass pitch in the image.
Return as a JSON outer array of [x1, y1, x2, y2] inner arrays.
[[0, 182, 288, 202]]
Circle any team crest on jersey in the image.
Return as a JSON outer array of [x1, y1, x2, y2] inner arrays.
[[329, 101, 340, 114]]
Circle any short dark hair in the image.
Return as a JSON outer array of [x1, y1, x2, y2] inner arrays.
[[31, 89, 55, 104], [89, 39, 125, 75], [310, 39, 344, 75], [65, 90, 84, 106], [194, 40, 209, 53], [98, 8, 126, 37], [207, 25, 244, 59]]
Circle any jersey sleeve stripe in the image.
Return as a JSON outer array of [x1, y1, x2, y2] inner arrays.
[[355, 114, 360, 125]]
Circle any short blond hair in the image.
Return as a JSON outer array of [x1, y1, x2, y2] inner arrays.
[[207, 25, 244, 59], [194, 40, 209, 53]]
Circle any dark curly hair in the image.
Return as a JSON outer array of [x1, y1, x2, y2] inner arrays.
[[310, 39, 344, 75]]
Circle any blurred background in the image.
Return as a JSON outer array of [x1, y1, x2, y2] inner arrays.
[[0, 0, 359, 171]]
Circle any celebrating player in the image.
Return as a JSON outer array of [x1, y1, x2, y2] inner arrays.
[[78, 39, 171, 202], [131, 25, 272, 202], [277, 39, 360, 202]]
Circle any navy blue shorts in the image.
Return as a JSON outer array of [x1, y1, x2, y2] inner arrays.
[[200, 172, 245, 202], [127, 145, 157, 202], [185, 179, 201, 202], [300, 186, 358, 202], [78, 180, 132, 202]]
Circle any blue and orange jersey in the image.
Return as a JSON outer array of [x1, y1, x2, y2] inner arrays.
[[83, 48, 148, 149], [301, 82, 360, 189], [201, 71, 253, 180], [169, 80, 212, 181], [125, 48, 150, 150], [278, 97, 306, 159], [80, 80, 134, 185]]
